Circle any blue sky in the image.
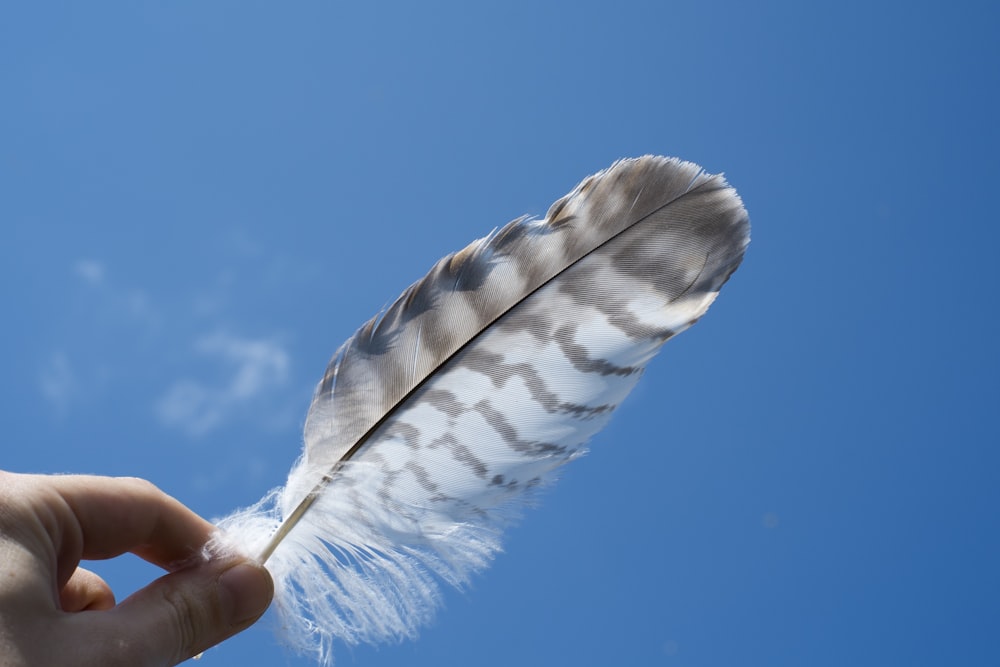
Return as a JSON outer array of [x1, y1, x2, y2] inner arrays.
[[3, 1, 999, 665]]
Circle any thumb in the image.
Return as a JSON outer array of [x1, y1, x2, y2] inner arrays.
[[84, 558, 273, 667]]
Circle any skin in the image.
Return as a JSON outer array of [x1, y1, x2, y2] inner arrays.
[[0, 471, 273, 666]]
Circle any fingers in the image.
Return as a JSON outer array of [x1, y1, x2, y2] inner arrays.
[[60, 567, 116, 611], [0, 472, 273, 667], [72, 558, 273, 667], [0, 472, 217, 603], [47, 474, 216, 567]]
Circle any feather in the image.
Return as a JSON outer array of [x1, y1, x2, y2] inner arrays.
[[212, 155, 750, 663]]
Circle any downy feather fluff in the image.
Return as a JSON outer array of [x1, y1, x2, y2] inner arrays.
[[213, 155, 750, 663]]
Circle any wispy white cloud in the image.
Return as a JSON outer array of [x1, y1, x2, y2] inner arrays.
[[41, 253, 304, 431], [70, 258, 160, 330], [155, 333, 291, 437], [37, 260, 160, 414], [74, 259, 106, 286], [37, 351, 79, 416]]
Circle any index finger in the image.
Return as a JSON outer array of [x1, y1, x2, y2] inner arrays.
[[55, 474, 215, 567], [6, 473, 217, 582]]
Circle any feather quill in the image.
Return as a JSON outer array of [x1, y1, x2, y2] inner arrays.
[[213, 155, 750, 663]]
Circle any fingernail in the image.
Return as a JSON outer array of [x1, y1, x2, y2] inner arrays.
[[218, 563, 273, 626]]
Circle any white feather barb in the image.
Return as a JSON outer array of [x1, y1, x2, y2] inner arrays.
[[212, 156, 750, 663]]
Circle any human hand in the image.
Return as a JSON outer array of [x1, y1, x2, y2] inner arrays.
[[0, 471, 273, 666]]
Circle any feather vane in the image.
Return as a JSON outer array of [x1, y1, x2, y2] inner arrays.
[[214, 155, 750, 663]]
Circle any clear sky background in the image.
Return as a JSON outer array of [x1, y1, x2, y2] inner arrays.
[[3, 2, 998, 666]]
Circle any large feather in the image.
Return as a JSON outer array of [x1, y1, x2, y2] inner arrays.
[[214, 155, 750, 663]]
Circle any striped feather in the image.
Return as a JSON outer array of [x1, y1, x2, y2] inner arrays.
[[214, 155, 750, 663]]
